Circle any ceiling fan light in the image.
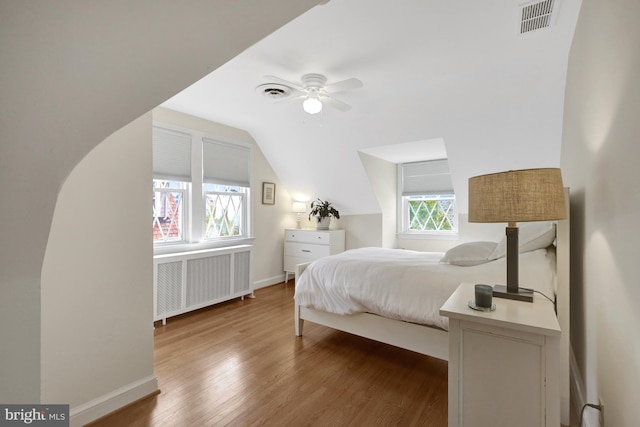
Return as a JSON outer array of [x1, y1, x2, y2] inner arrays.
[[303, 97, 322, 114]]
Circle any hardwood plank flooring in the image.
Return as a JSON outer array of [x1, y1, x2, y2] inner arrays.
[[87, 283, 448, 427]]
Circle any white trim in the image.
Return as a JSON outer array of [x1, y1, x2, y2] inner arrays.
[[253, 274, 287, 290], [298, 305, 449, 360], [152, 120, 254, 249], [152, 183, 188, 245], [396, 231, 459, 240], [153, 236, 255, 256], [570, 346, 600, 427], [203, 189, 248, 241], [396, 160, 458, 236], [69, 375, 158, 427], [397, 194, 459, 236]]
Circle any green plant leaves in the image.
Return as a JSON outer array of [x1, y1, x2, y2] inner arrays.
[[308, 198, 340, 220]]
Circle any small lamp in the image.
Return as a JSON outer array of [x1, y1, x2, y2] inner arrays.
[[292, 201, 307, 229], [468, 168, 566, 302]]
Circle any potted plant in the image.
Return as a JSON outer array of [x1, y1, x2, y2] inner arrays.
[[308, 198, 340, 230]]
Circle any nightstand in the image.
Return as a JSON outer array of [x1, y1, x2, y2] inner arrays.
[[283, 228, 345, 282], [440, 282, 561, 427]]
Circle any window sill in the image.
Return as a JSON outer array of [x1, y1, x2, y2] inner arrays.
[[396, 232, 459, 241], [153, 237, 255, 256]]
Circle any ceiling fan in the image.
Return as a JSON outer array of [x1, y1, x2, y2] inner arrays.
[[262, 73, 363, 114]]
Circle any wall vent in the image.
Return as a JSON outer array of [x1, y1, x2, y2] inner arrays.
[[519, 0, 557, 34], [256, 83, 292, 99]]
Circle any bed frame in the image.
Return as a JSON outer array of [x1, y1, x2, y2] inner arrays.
[[294, 188, 570, 424]]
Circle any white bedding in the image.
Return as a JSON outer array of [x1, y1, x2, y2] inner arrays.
[[294, 247, 556, 331]]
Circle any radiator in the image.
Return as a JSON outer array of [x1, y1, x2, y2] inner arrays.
[[154, 245, 253, 324]]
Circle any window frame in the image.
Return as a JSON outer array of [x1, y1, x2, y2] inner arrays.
[[396, 160, 458, 239], [152, 122, 253, 254], [398, 193, 458, 237], [152, 180, 189, 245], [203, 186, 249, 241]]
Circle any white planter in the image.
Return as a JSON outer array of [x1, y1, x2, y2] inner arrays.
[[315, 216, 331, 230]]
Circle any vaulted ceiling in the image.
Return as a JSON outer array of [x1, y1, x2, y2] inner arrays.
[[163, 0, 582, 214]]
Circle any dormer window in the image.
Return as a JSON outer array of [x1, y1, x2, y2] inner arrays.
[[397, 159, 458, 237]]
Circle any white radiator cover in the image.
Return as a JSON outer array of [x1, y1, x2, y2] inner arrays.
[[154, 245, 253, 323]]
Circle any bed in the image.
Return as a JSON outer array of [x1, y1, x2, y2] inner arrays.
[[293, 190, 570, 423]]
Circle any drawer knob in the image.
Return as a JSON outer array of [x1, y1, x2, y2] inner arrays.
[[302, 249, 311, 253]]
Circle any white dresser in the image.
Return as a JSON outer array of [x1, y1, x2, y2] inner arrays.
[[283, 228, 345, 282], [440, 282, 561, 427]]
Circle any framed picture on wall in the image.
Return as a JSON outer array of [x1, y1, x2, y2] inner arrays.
[[262, 182, 276, 205]]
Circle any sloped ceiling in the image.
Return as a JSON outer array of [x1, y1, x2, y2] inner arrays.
[[163, 0, 582, 215], [0, 0, 321, 402]]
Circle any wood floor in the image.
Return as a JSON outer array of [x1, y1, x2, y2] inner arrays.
[[87, 282, 448, 427]]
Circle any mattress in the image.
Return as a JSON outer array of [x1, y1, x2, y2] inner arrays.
[[294, 247, 556, 331]]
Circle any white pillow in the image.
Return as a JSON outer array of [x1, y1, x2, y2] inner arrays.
[[441, 241, 498, 266], [489, 222, 556, 260]]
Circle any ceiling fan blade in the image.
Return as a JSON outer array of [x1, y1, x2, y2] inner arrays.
[[324, 78, 363, 93], [263, 75, 304, 91], [322, 94, 352, 112]]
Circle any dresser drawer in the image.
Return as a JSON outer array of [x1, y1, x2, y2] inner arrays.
[[285, 229, 331, 244], [284, 242, 330, 259], [284, 255, 314, 273]]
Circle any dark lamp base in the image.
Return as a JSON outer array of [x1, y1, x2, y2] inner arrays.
[[492, 285, 534, 303]]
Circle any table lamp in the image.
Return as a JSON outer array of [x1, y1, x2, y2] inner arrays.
[[292, 201, 307, 229], [468, 168, 566, 302]]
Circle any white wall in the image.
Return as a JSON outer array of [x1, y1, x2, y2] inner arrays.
[[358, 152, 396, 248], [561, 1, 640, 425], [152, 107, 295, 288], [396, 215, 506, 252], [339, 214, 383, 249], [41, 113, 156, 414], [358, 151, 506, 252], [0, 0, 318, 410]]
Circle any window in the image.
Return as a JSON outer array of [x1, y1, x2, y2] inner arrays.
[[152, 124, 252, 248], [153, 180, 187, 243], [204, 183, 247, 239], [398, 159, 457, 236], [201, 137, 251, 241], [405, 194, 455, 232]]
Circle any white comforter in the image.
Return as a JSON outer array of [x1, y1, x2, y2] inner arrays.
[[294, 247, 556, 331]]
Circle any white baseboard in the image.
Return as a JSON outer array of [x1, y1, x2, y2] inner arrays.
[[70, 375, 158, 427], [570, 346, 600, 427], [253, 274, 287, 290]]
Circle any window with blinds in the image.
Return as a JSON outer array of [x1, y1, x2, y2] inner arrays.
[[398, 159, 457, 235], [152, 123, 252, 247], [152, 127, 192, 182]]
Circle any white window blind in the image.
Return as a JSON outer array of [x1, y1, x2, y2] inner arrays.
[[401, 159, 453, 195], [153, 127, 192, 181], [203, 138, 251, 187]]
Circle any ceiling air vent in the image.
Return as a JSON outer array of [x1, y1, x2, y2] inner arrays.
[[519, 0, 557, 34], [255, 83, 292, 99]]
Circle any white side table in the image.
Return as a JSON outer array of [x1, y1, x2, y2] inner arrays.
[[440, 283, 561, 427]]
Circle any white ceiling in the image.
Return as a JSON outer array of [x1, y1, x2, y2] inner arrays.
[[162, 0, 581, 215]]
